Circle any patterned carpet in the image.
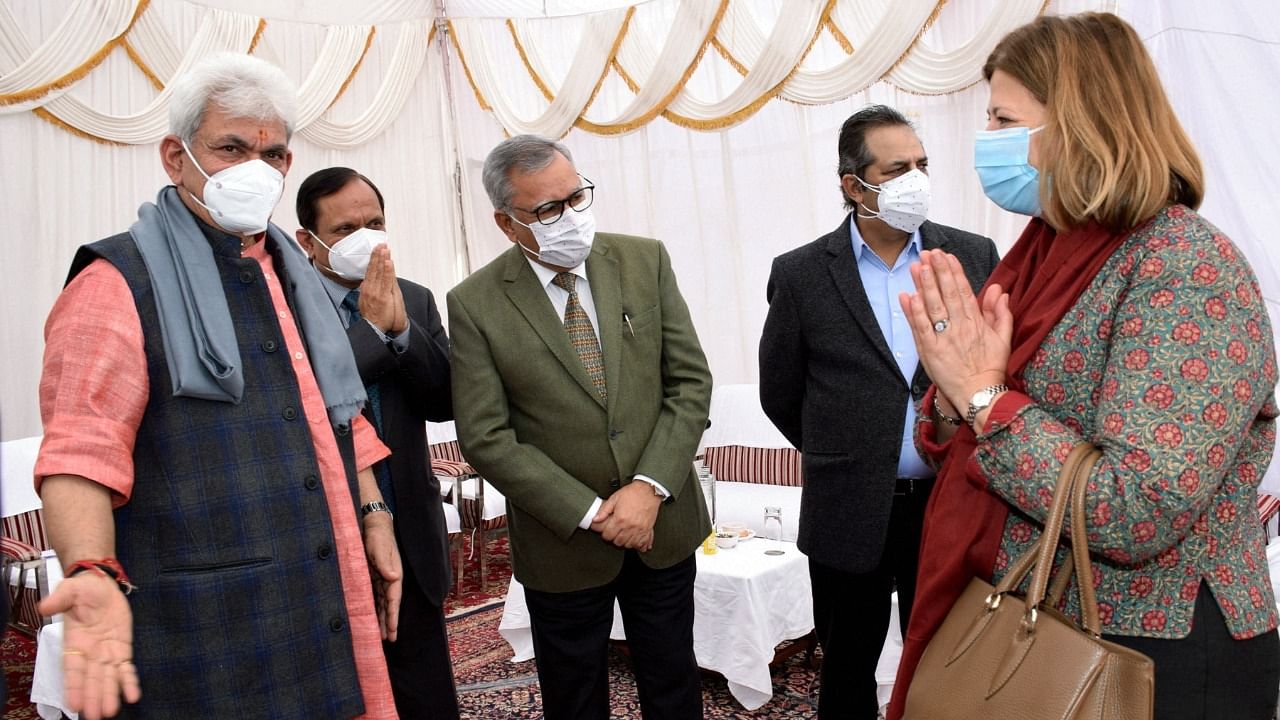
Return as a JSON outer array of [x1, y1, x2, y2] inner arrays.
[[2, 629, 37, 719], [450, 602, 822, 718], [1, 535, 827, 718]]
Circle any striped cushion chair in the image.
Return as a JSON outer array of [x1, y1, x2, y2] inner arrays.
[[1259, 493, 1280, 540], [430, 441, 508, 591], [2, 510, 50, 635], [703, 445, 804, 487]]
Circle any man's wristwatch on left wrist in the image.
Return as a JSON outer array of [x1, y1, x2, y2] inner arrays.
[[966, 384, 1009, 430], [360, 501, 393, 520]]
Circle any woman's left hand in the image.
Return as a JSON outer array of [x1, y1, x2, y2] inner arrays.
[[899, 249, 1013, 410]]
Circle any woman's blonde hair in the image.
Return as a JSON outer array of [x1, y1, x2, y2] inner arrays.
[[983, 13, 1202, 231]]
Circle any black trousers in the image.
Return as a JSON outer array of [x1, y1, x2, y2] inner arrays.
[[810, 487, 929, 720], [1105, 581, 1280, 720], [382, 559, 460, 719], [525, 551, 702, 720]]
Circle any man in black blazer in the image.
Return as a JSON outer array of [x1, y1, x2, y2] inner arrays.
[[759, 106, 999, 719], [297, 167, 460, 719]]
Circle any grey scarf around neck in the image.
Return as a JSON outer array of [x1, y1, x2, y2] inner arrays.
[[129, 186, 366, 426]]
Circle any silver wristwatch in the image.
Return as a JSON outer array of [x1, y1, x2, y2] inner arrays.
[[965, 384, 1009, 429]]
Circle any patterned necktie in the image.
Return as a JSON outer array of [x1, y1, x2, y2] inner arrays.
[[552, 272, 607, 400], [343, 289, 395, 512]]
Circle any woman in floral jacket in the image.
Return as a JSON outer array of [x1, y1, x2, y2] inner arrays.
[[889, 12, 1279, 720]]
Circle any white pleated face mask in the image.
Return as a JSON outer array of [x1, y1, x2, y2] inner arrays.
[[309, 227, 388, 281], [855, 168, 931, 234], [511, 206, 597, 268], [182, 142, 284, 236]]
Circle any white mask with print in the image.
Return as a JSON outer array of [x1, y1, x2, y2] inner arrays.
[[855, 168, 931, 234], [513, 207, 597, 268]]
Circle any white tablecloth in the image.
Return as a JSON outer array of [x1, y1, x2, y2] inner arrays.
[[500, 539, 814, 710], [28, 553, 71, 720]]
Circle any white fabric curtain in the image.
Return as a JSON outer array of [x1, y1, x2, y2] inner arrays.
[[5, 0, 1280, 500], [0, 0, 466, 439]]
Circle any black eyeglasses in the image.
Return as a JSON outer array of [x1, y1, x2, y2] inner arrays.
[[511, 177, 595, 225]]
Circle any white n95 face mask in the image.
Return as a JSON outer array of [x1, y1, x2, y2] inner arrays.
[[513, 207, 596, 268], [855, 168, 931, 234], [182, 142, 284, 236], [309, 227, 388, 281]]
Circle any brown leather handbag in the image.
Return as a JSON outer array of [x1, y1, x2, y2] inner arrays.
[[903, 442, 1154, 719]]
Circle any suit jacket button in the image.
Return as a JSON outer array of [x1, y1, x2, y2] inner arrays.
[[261, 339, 278, 353], [329, 617, 345, 632], [317, 544, 333, 560], [609, 429, 620, 440], [282, 406, 297, 421], [335, 423, 350, 437], [239, 270, 254, 284], [609, 477, 620, 488], [304, 475, 319, 490]]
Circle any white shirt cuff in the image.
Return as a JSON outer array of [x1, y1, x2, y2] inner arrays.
[[634, 474, 670, 498], [579, 497, 604, 530]]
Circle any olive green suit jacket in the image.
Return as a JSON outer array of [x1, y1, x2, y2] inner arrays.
[[447, 233, 713, 593]]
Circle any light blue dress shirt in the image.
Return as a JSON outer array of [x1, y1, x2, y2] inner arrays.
[[850, 220, 933, 480]]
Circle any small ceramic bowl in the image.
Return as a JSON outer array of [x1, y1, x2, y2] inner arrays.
[[719, 522, 747, 538], [715, 532, 739, 549]]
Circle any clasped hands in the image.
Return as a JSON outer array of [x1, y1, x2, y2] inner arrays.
[[357, 245, 408, 335], [590, 480, 662, 553], [898, 249, 1013, 415]]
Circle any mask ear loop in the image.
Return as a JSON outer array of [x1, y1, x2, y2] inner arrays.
[[179, 141, 223, 219], [506, 212, 548, 260], [307, 229, 347, 275], [853, 175, 884, 221]]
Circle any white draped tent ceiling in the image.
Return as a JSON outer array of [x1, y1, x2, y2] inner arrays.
[[3, 0, 1280, 489]]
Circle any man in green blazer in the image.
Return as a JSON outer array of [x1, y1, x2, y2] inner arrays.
[[449, 135, 713, 719]]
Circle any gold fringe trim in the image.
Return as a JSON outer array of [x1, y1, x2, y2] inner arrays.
[[247, 19, 267, 54], [452, 0, 1014, 134], [572, 7, 635, 125], [506, 19, 555, 102], [328, 26, 376, 109], [824, 14, 853, 54], [32, 106, 127, 145], [445, 20, 492, 111], [921, 0, 947, 33], [576, 0, 730, 136], [879, 1, 946, 82], [710, 36, 749, 77], [658, 0, 835, 131], [122, 38, 164, 91], [0, 0, 151, 106]]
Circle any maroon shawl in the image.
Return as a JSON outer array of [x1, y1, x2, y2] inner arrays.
[[887, 218, 1128, 719]]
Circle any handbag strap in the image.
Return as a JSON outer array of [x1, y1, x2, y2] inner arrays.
[[1068, 443, 1104, 635], [992, 442, 1102, 619]]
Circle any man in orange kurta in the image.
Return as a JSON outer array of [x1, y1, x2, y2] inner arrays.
[[34, 53, 402, 719]]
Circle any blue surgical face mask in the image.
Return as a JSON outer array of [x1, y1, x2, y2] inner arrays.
[[974, 125, 1044, 216]]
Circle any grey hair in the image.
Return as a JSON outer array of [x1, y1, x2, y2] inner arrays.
[[836, 104, 913, 210], [168, 52, 298, 143], [482, 134, 575, 211]]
